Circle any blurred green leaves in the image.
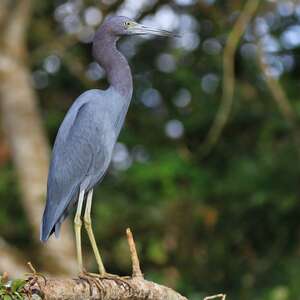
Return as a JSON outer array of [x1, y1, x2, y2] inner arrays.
[[0, 275, 26, 300]]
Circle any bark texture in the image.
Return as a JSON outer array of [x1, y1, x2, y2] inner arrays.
[[24, 277, 188, 300], [0, 0, 77, 274]]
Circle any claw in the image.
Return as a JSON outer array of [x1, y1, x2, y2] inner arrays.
[[79, 271, 131, 291]]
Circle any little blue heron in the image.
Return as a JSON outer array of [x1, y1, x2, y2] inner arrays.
[[40, 16, 176, 276]]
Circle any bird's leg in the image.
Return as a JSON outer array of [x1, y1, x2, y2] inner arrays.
[[81, 190, 130, 288], [74, 189, 85, 273], [83, 189, 106, 276]]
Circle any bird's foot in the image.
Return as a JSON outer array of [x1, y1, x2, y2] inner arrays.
[[79, 271, 131, 291]]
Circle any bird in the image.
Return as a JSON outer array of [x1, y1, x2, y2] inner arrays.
[[40, 15, 176, 276]]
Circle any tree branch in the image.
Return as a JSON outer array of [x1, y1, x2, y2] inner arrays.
[[0, 230, 227, 299], [201, 0, 260, 155], [22, 228, 187, 300], [256, 43, 296, 125], [0, 0, 11, 34], [3, 0, 31, 58], [126, 228, 143, 279], [24, 276, 187, 300], [204, 295, 226, 300]]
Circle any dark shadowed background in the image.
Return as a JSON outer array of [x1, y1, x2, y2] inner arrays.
[[0, 0, 300, 299]]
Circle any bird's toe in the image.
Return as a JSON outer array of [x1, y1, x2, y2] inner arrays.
[[79, 271, 131, 290]]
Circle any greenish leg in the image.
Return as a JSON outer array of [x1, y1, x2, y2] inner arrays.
[[74, 189, 85, 273], [83, 189, 106, 275]]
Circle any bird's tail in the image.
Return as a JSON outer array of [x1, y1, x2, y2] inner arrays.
[[40, 197, 63, 242], [40, 191, 77, 242], [40, 208, 55, 242]]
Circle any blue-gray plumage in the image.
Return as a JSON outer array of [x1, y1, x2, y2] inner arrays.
[[40, 15, 176, 275]]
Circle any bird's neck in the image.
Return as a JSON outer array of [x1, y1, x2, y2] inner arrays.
[[93, 33, 133, 101]]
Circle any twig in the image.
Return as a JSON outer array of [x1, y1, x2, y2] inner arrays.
[[256, 42, 296, 125], [204, 294, 226, 300], [201, 0, 260, 155], [25, 261, 47, 289], [27, 261, 36, 274], [126, 228, 143, 279]]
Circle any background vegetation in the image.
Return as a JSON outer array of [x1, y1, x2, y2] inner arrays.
[[1, 0, 300, 299]]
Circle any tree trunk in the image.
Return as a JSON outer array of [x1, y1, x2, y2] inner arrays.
[[0, 0, 77, 274]]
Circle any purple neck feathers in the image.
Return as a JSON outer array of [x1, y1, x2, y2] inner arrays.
[[92, 29, 133, 101]]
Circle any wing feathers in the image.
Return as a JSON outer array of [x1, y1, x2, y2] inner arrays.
[[41, 90, 117, 241]]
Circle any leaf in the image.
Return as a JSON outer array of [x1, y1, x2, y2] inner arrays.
[[11, 279, 26, 292], [3, 295, 12, 300], [13, 291, 24, 300]]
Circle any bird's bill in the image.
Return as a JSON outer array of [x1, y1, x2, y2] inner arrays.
[[129, 23, 179, 37]]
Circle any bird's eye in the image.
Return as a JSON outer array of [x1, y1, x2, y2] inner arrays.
[[124, 21, 131, 28]]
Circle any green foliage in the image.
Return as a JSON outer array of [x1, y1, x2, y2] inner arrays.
[[0, 275, 26, 300]]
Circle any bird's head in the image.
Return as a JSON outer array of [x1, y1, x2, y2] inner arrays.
[[100, 16, 177, 38]]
